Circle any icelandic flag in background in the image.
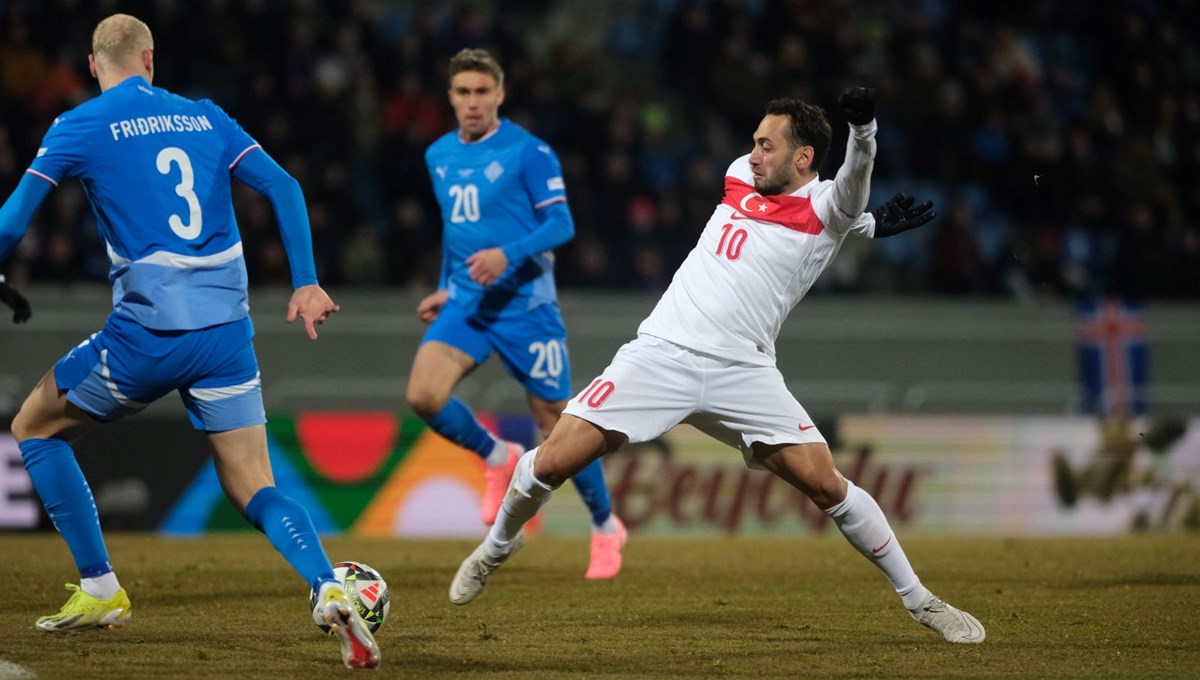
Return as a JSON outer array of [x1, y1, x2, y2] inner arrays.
[[1075, 297, 1149, 419]]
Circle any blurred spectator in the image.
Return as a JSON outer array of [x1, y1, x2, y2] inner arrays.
[[929, 201, 988, 295]]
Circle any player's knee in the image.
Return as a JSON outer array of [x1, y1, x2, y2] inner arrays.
[[9, 409, 32, 442], [801, 472, 849, 510], [807, 471, 848, 509], [405, 386, 445, 420], [10, 402, 49, 442], [531, 452, 570, 488]]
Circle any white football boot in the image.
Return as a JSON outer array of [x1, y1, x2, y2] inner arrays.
[[908, 593, 986, 643], [449, 533, 525, 605]]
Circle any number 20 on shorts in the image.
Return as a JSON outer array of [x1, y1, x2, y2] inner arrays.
[[577, 378, 615, 408]]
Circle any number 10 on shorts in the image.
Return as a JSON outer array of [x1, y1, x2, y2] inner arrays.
[[576, 378, 615, 408]]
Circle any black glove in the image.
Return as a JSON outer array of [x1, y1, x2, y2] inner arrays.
[[0, 280, 32, 323], [870, 193, 937, 238], [838, 86, 877, 125]]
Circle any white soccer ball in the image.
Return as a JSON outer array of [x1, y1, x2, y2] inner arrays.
[[309, 561, 391, 634]]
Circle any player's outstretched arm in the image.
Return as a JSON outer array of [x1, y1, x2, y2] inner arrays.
[[870, 193, 938, 238], [829, 87, 878, 223], [232, 148, 320, 290], [0, 174, 55, 323], [287, 284, 340, 340]]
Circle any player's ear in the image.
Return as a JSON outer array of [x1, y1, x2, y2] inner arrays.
[[142, 48, 154, 79], [88, 53, 98, 80], [496, 86, 505, 106], [794, 144, 813, 174]]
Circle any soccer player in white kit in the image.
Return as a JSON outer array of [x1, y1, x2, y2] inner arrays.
[[449, 88, 985, 644]]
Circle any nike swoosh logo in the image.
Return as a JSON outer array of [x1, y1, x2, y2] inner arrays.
[[798, 423, 816, 431], [871, 536, 892, 554]]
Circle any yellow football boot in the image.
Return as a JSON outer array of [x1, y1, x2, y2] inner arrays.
[[36, 584, 132, 633]]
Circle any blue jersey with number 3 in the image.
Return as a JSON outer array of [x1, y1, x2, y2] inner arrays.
[[27, 76, 258, 330], [425, 119, 567, 320]]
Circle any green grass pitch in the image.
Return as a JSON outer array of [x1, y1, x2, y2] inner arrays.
[[2, 533, 1198, 678]]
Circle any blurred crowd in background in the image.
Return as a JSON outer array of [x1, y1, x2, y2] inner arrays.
[[2, 0, 1199, 299]]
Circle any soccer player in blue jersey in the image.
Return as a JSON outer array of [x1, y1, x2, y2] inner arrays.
[[0, 15, 379, 669], [407, 49, 625, 579]]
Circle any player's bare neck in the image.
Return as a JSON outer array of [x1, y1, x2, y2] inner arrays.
[[781, 171, 818, 195], [99, 69, 150, 93]]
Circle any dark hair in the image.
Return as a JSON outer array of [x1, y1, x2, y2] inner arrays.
[[764, 98, 832, 170], [448, 48, 504, 88]]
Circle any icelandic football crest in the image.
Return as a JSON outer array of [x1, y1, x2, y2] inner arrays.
[[484, 160, 504, 183]]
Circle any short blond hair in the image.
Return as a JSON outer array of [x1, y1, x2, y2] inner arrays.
[[92, 14, 153, 67]]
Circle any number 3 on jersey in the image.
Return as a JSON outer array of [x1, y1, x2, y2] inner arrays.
[[449, 184, 480, 223], [156, 146, 203, 240], [716, 223, 747, 261]]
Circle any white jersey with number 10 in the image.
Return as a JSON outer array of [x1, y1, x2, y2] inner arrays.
[[638, 121, 879, 367]]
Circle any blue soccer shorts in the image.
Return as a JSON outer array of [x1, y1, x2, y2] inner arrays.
[[421, 300, 572, 401], [53, 314, 266, 432]]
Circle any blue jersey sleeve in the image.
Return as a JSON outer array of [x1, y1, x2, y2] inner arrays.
[[0, 173, 54, 262], [500, 201, 574, 264], [27, 112, 92, 186], [520, 141, 567, 210], [203, 100, 262, 170], [233, 148, 318, 288], [499, 141, 573, 263]]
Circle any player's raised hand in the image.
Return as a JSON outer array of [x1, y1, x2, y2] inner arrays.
[[838, 86, 877, 126], [870, 192, 937, 238], [417, 289, 449, 324], [0, 279, 32, 324], [287, 283, 340, 340], [466, 247, 508, 287]]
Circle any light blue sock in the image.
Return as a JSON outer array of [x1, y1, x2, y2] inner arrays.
[[19, 438, 112, 578], [570, 459, 613, 527], [244, 486, 336, 591], [427, 397, 494, 459]]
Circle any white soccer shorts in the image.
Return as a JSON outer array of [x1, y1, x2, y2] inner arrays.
[[563, 334, 825, 469]]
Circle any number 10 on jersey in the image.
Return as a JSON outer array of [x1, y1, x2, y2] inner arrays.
[[716, 223, 747, 261]]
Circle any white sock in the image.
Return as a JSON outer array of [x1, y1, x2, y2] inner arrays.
[[485, 448, 555, 558], [825, 480, 931, 610], [593, 515, 619, 535], [81, 571, 121, 600], [484, 436, 515, 468]]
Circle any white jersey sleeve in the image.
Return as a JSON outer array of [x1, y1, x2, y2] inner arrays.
[[848, 211, 876, 238], [812, 120, 877, 235]]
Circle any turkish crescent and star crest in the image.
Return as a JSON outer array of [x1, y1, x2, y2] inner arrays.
[[738, 191, 769, 215]]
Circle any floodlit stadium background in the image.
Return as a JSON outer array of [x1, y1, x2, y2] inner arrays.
[[2, 1, 1198, 540]]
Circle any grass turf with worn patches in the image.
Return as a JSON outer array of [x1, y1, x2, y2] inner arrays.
[[1, 534, 1198, 679]]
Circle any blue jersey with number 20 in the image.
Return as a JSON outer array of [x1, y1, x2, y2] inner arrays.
[[425, 119, 568, 320], [27, 76, 259, 331]]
